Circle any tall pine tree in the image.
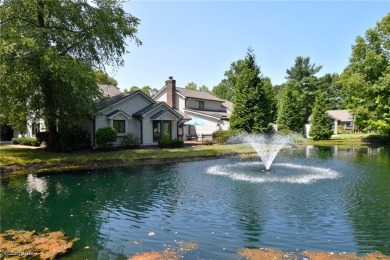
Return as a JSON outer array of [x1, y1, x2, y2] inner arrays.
[[276, 85, 304, 133], [230, 49, 276, 133], [309, 93, 333, 140]]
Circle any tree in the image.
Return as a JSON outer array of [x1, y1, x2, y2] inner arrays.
[[199, 85, 211, 93], [184, 82, 197, 90], [284, 56, 323, 131], [309, 93, 333, 140], [276, 86, 304, 133], [0, 0, 140, 149], [229, 48, 276, 133], [212, 59, 245, 101], [340, 13, 390, 139], [95, 70, 118, 86]]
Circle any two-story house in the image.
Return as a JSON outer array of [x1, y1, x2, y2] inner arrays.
[[153, 77, 232, 139]]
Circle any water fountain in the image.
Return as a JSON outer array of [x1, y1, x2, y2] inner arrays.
[[228, 133, 297, 171]]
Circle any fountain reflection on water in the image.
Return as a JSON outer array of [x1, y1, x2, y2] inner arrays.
[[228, 133, 297, 170]]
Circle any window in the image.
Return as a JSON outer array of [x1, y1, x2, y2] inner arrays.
[[195, 100, 204, 109], [113, 120, 125, 133], [153, 120, 171, 142], [153, 121, 161, 142]]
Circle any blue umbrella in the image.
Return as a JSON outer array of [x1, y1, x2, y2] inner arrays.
[[184, 118, 205, 126]]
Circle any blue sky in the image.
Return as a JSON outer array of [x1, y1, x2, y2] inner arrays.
[[111, 1, 389, 91]]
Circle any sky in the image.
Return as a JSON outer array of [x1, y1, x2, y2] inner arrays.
[[109, 1, 389, 91]]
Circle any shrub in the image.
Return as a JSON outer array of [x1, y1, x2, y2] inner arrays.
[[277, 128, 293, 136], [36, 131, 49, 144], [96, 127, 117, 148], [11, 137, 40, 147], [203, 139, 213, 145], [121, 132, 140, 148], [158, 139, 184, 148], [58, 126, 91, 151], [214, 130, 241, 144]]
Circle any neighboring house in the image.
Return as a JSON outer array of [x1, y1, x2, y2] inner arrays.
[[326, 109, 354, 134], [85, 85, 182, 146], [19, 84, 182, 147], [153, 76, 232, 139], [305, 109, 354, 137]]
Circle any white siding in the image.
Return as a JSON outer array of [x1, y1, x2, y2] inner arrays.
[[185, 113, 220, 136], [154, 90, 167, 102], [142, 119, 154, 145], [95, 94, 153, 147], [186, 98, 223, 111]]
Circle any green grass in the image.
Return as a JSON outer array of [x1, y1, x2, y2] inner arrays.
[[1, 133, 387, 176], [0, 144, 254, 175]]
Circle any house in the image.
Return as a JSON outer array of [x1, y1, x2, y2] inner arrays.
[[84, 85, 183, 146], [16, 84, 182, 147], [153, 77, 232, 139], [326, 109, 354, 134], [305, 109, 354, 137]]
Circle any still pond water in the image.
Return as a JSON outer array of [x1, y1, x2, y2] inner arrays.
[[1, 145, 389, 259]]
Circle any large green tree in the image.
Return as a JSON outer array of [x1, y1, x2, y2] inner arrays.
[[340, 13, 390, 139], [212, 60, 245, 101], [281, 56, 323, 132], [0, 0, 140, 149], [95, 70, 118, 87], [229, 49, 276, 133], [309, 93, 333, 140], [276, 85, 304, 133]]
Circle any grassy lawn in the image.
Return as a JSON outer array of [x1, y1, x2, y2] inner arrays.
[[1, 133, 387, 176], [0, 144, 254, 175]]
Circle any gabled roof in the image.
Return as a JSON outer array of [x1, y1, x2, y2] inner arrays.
[[176, 87, 224, 102], [133, 102, 182, 119], [99, 84, 122, 96], [106, 110, 132, 119], [96, 90, 154, 111], [222, 100, 233, 112], [326, 110, 353, 122]]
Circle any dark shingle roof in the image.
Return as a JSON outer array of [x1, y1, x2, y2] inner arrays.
[[96, 93, 131, 110], [133, 103, 162, 117], [150, 110, 165, 119], [176, 87, 224, 102], [326, 110, 353, 122], [222, 100, 233, 112], [106, 110, 132, 118], [99, 84, 122, 96]]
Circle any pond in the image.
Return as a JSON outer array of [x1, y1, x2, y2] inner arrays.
[[1, 145, 389, 259]]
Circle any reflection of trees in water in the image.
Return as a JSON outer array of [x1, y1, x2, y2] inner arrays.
[[343, 147, 390, 255]]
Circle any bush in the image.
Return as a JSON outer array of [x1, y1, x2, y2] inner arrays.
[[36, 131, 49, 144], [203, 139, 213, 145], [96, 127, 117, 148], [121, 132, 140, 148], [11, 137, 40, 147], [158, 139, 184, 148], [58, 126, 91, 151], [277, 128, 293, 136], [214, 130, 241, 144]]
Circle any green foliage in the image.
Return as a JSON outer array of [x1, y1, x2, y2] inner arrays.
[[284, 56, 323, 126], [184, 82, 198, 90], [121, 132, 140, 148], [229, 48, 277, 133], [36, 131, 49, 144], [276, 86, 304, 133], [95, 70, 118, 86], [158, 139, 184, 148], [96, 127, 117, 148], [310, 94, 334, 140], [340, 13, 390, 139], [212, 60, 246, 101], [214, 130, 241, 144], [11, 137, 40, 147], [203, 139, 213, 145], [58, 125, 91, 151], [0, 0, 140, 150]]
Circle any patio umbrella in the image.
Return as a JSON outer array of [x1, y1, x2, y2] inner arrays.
[[184, 118, 205, 126], [184, 118, 204, 138]]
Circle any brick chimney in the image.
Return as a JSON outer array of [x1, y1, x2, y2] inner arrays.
[[165, 76, 176, 108]]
